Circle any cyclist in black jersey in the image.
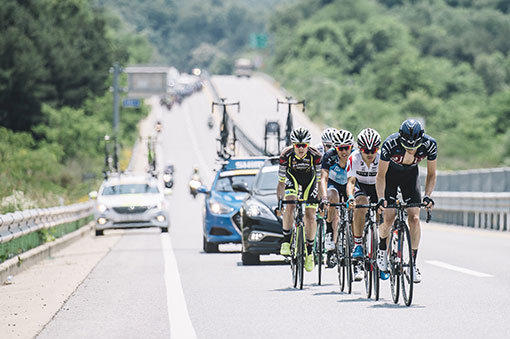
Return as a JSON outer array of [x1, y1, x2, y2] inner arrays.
[[277, 128, 322, 273], [375, 119, 437, 283]]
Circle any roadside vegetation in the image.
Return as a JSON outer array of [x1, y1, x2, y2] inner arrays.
[[268, 0, 510, 169], [0, 0, 153, 212]]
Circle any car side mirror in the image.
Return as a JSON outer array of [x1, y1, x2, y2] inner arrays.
[[197, 186, 209, 194], [232, 182, 250, 193], [89, 191, 98, 199]]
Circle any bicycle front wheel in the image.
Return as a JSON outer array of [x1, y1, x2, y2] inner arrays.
[[371, 222, 380, 301], [389, 229, 400, 304], [344, 221, 353, 294], [291, 228, 298, 288], [400, 223, 414, 306], [336, 224, 345, 292], [363, 223, 372, 299], [317, 219, 324, 285], [298, 226, 305, 290]]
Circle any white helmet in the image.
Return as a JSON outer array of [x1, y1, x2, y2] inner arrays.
[[357, 128, 381, 150], [321, 127, 337, 146], [290, 127, 312, 144], [332, 129, 354, 146]]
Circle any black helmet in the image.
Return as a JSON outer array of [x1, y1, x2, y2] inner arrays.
[[399, 119, 424, 149]]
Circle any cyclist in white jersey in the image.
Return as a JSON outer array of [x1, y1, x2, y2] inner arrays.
[[315, 127, 337, 155], [346, 128, 386, 281]]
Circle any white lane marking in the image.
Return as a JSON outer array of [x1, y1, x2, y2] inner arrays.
[[161, 233, 197, 339], [426, 260, 494, 277]]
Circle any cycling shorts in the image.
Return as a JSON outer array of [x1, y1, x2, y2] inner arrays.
[[327, 180, 348, 202], [354, 181, 378, 203], [284, 176, 319, 208], [384, 165, 421, 204]]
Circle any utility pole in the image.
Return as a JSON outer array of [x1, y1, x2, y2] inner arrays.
[[112, 63, 121, 172]]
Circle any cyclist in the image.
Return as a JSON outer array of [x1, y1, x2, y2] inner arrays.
[[346, 128, 383, 281], [375, 119, 437, 283], [320, 129, 354, 268], [315, 127, 337, 155], [277, 128, 322, 273]]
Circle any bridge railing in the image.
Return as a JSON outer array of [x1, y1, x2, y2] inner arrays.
[[0, 201, 93, 244]]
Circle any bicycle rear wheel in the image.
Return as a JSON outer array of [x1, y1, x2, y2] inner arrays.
[[298, 226, 305, 290], [317, 219, 324, 285], [389, 229, 400, 304], [372, 223, 380, 301], [362, 224, 372, 299], [291, 228, 298, 288], [400, 223, 414, 306], [336, 224, 345, 292]]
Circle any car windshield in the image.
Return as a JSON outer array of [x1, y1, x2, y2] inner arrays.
[[102, 184, 159, 195], [254, 167, 278, 193], [214, 175, 255, 192]]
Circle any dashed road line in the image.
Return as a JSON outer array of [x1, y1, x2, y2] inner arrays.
[[426, 260, 493, 277]]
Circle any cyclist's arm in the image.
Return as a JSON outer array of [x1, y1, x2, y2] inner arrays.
[[346, 176, 356, 198], [320, 169, 329, 199], [424, 159, 437, 197], [376, 159, 389, 200], [277, 180, 285, 201]]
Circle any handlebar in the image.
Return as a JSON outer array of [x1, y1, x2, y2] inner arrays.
[[328, 202, 348, 207], [281, 199, 320, 205], [276, 97, 306, 112], [385, 202, 432, 223]]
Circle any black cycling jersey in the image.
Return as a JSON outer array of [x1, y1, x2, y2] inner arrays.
[[279, 146, 322, 201], [380, 133, 437, 170]]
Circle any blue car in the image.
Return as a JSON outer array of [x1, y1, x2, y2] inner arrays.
[[198, 157, 266, 253]]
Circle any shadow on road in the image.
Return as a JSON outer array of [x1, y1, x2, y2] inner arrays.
[[370, 302, 426, 309], [236, 260, 288, 266]]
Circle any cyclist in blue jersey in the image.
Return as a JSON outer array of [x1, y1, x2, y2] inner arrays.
[[320, 129, 354, 268], [375, 119, 437, 283]]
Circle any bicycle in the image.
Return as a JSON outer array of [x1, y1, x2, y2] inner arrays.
[[355, 203, 380, 300], [281, 199, 317, 290], [276, 97, 305, 146], [212, 98, 240, 160], [385, 201, 431, 306], [330, 202, 353, 294], [314, 212, 326, 285]]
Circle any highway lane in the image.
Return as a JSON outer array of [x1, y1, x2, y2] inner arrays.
[[11, 75, 510, 338]]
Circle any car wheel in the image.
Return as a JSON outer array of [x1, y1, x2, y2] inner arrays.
[[203, 236, 219, 253], [161, 227, 168, 233], [242, 252, 260, 265], [95, 229, 104, 236]]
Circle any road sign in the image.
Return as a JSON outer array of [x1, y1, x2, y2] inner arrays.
[[250, 33, 268, 49], [122, 99, 141, 108]]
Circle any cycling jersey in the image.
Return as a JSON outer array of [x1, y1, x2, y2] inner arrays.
[[278, 146, 322, 202], [321, 148, 348, 185], [380, 133, 437, 170], [346, 150, 379, 185], [314, 143, 325, 155]]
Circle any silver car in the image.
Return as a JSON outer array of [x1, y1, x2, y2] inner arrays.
[[93, 173, 169, 236]]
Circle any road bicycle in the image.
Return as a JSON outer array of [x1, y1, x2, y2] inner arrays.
[[385, 201, 431, 306], [276, 97, 305, 146], [212, 98, 239, 160], [330, 202, 353, 294], [355, 203, 380, 300], [314, 213, 326, 285]]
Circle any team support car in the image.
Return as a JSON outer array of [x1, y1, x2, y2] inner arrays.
[[92, 173, 169, 236], [239, 158, 281, 265], [197, 157, 266, 253]]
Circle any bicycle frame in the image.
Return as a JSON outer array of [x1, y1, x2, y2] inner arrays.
[[212, 98, 240, 159], [276, 96, 305, 146]]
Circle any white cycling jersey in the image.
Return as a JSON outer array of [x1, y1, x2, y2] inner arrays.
[[314, 143, 325, 155], [346, 149, 380, 185]]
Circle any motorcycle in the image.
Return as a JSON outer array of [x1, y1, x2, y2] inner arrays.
[[189, 178, 201, 198], [162, 173, 174, 189]]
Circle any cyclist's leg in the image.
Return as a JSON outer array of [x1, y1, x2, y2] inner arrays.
[[353, 194, 368, 257], [303, 180, 319, 271], [327, 185, 340, 243], [281, 177, 298, 255]]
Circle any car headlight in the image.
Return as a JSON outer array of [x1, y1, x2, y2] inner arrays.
[[208, 199, 234, 215], [163, 174, 171, 182], [245, 199, 277, 221], [97, 204, 107, 213]]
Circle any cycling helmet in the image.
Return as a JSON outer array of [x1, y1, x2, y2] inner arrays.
[[357, 128, 381, 150], [399, 119, 424, 148], [290, 127, 312, 144], [332, 129, 354, 147], [321, 127, 337, 145]]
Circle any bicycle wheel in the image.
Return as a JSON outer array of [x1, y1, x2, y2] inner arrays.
[[336, 223, 345, 292], [400, 223, 414, 306], [371, 222, 380, 301], [344, 222, 353, 294], [317, 219, 324, 285], [291, 228, 298, 288], [362, 224, 372, 299], [388, 229, 400, 304], [298, 225, 305, 290]]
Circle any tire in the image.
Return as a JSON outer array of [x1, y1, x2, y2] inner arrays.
[[297, 226, 305, 290], [363, 224, 372, 299], [372, 223, 380, 301], [337, 223, 345, 292], [389, 229, 400, 304], [161, 227, 168, 233], [345, 223, 353, 294], [291, 228, 298, 288], [317, 220, 324, 285], [400, 223, 414, 306], [242, 252, 260, 265], [95, 229, 104, 236], [203, 236, 219, 253]]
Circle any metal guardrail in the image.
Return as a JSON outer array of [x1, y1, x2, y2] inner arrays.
[[0, 201, 93, 244], [431, 192, 510, 231]]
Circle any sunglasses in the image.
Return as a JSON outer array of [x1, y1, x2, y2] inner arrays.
[[294, 143, 309, 149], [336, 145, 351, 152], [361, 147, 379, 154]]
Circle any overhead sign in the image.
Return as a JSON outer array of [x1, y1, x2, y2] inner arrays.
[[122, 99, 141, 108], [125, 66, 170, 96]]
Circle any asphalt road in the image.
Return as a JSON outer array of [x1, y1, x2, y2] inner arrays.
[[11, 75, 510, 338]]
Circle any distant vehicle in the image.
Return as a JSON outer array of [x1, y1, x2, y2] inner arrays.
[[240, 158, 281, 265], [234, 58, 254, 78], [197, 157, 266, 253], [162, 163, 175, 189], [93, 173, 169, 236]]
